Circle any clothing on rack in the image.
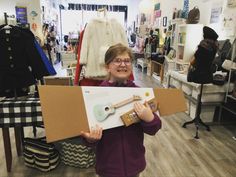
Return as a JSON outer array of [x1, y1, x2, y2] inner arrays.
[[80, 18, 128, 78], [188, 26, 219, 84], [34, 40, 57, 75], [0, 24, 54, 97], [74, 29, 85, 85]]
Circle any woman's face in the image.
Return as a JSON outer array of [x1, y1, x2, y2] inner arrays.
[[106, 53, 132, 82]]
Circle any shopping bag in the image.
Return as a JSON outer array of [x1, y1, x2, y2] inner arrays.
[[23, 137, 60, 172]]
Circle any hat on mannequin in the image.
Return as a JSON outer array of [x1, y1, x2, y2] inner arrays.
[[203, 26, 219, 41]]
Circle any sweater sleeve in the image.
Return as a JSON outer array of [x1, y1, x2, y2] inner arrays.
[[140, 113, 162, 135], [80, 23, 91, 65]]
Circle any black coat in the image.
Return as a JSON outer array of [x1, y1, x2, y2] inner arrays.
[[0, 25, 50, 97], [191, 39, 218, 84]]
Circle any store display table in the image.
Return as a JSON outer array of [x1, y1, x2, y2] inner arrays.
[[167, 71, 234, 122], [0, 97, 43, 172]]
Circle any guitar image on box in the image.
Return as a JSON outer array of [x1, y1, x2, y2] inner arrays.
[[93, 95, 142, 122]]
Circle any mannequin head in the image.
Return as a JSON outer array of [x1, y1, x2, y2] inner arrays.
[[203, 26, 218, 41]]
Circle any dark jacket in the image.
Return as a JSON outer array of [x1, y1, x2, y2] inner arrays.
[[0, 25, 50, 96], [191, 39, 218, 84], [95, 80, 162, 177]]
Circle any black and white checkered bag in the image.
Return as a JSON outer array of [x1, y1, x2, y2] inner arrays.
[[23, 137, 60, 172]]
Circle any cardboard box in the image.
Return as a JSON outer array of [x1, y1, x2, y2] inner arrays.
[[38, 86, 187, 142]]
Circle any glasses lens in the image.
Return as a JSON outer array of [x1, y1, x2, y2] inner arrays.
[[113, 58, 131, 66]]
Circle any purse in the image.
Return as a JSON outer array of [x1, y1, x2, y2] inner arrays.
[[23, 137, 60, 172], [212, 71, 227, 85], [187, 6, 200, 24], [187, 65, 196, 82]]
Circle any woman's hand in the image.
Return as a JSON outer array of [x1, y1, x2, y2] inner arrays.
[[134, 101, 154, 122], [81, 124, 103, 143]]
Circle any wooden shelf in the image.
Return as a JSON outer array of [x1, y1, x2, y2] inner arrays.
[[164, 56, 175, 63], [151, 61, 164, 83], [177, 43, 185, 46], [175, 60, 189, 65]]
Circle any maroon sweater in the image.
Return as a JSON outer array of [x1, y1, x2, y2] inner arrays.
[[95, 80, 162, 177]]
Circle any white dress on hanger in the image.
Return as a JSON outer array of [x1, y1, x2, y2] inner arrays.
[[80, 17, 128, 78]]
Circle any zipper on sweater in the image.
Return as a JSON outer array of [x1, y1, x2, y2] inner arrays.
[[121, 128, 127, 177]]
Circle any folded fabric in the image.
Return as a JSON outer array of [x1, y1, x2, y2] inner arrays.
[[222, 59, 236, 70]]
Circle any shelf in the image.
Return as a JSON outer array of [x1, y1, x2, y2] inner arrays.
[[227, 95, 236, 101], [178, 43, 185, 46], [171, 18, 186, 24], [164, 56, 175, 63], [152, 73, 161, 82], [175, 60, 189, 65]]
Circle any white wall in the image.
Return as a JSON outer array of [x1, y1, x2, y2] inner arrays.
[[1, 0, 235, 41], [64, 0, 140, 28], [151, 0, 236, 41], [0, 0, 43, 40]]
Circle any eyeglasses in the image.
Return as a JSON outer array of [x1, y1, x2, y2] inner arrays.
[[112, 58, 132, 66]]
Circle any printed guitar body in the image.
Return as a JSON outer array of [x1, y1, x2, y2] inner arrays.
[[93, 103, 115, 122], [93, 95, 142, 122]]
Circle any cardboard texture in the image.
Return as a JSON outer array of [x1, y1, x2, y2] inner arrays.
[[38, 86, 187, 142], [153, 88, 187, 116], [44, 76, 72, 86], [38, 86, 89, 142]]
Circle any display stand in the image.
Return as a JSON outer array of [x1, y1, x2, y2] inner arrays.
[[182, 83, 210, 139]]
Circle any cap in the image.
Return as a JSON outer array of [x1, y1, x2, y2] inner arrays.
[[203, 26, 219, 41]]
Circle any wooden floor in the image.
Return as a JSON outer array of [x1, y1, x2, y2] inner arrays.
[[1, 65, 236, 177]]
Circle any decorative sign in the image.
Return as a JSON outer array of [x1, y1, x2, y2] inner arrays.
[[210, 3, 222, 23], [154, 10, 161, 18], [227, 0, 236, 7], [163, 17, 167, 27], [154, 3, 160, 10], [182, 0, 189, 19], [31, 23, 37, 31], [30, 11, 38, 17], [15, 6, 28, 24], [222, 11, 236, 37]]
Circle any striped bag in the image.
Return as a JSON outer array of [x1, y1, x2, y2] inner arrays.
[[23, 137, 60, 172], [57, 137, 96, 168]]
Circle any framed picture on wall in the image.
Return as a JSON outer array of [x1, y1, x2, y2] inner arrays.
[[163, 17, 167, 27], [227, 0, 236, 7], [15, 6, 28, 24], [154, 3, 160, 10], [154, 10, 161, 18]]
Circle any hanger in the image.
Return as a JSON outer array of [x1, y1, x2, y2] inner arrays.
[[3, 24, 12, 29], [0, 24, 12, 31], [97, 7, 107, 19]]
